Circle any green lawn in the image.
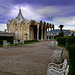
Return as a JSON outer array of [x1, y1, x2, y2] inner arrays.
[[58, 44, 65, 47], [0, 44, 3, 47], [0, 41, 40, 47]]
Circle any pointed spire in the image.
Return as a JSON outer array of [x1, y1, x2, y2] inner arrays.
[[19, 6, 21, 14], [16, 7, 24, 23], [19, 6, 21, 9]]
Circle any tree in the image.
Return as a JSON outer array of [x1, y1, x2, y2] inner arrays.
[[59, 25, 64, 32], [59, 25, 64, 37]]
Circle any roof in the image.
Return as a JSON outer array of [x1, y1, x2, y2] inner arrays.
[[7, 7, 39, 25], [71, 30, 75, 32], [15, 7, 24, 24]]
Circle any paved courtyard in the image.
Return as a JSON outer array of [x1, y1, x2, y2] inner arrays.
[[0, 41, 69, 75]]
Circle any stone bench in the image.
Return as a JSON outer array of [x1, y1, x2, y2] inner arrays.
[[13, 40, 18, 45], [47, 59, 69, 75], [50, 48, 64, 63], [3, 40, 10, 47], [19, 40, 24, 44], [48, 41, 58, 49]]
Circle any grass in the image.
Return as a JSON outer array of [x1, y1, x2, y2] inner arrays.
[[0, 41, 40, 47], [58, 44, 65, 47], [0, 44, 3, 47], [68, 62, 73, 75]]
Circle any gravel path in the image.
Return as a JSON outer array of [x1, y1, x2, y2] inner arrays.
[[0, 41, 69, 75]]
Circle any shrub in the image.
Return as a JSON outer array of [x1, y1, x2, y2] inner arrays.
[[57, 36, 75, 45], [69, 36, 75, 45], [0, 36, 14, 44], [68, 43, 75, 74], [58, 32, 64, 37], [68, 62, 73, 75]]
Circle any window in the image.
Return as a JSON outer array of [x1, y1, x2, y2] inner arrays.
[[15, 24, 17, 26], [23, 23, 25, 25]]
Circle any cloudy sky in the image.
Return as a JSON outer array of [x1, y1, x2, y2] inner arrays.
[[0, 0, 75, 31]]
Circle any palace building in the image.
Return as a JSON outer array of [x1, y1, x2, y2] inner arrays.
[[7, 7, 54, 41]]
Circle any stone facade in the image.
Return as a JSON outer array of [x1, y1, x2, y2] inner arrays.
[[7, 7, 54, 41]]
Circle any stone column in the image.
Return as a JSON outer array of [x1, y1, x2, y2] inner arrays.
[[21, 26, 22, 40], [21, 30, 22, 40], [31, 30, 32, 40], [44, 26, 47, 40], [48, 27, 49, 40], [41, 25, 43, 41], [19, 30, 20, 40], [37, 25, 39, 41], [51, 29, 52, 40], [53, 29, 54, 40], [11, 22, 14, 36], [28, 31, 29, 40], [33, 29, 34, 40]]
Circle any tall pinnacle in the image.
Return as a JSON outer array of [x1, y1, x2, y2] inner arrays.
[[19, 7, 21, 14], [19, 6, 21, 9], [16, 7, 24, 21]]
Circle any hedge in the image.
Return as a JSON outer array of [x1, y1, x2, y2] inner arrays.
[[0, 36, 14, 44], [68, 43, 75, 75], [56, 36, 75, 45]]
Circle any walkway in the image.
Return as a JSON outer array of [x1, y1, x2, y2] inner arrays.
[[0, 41, 68, 75]]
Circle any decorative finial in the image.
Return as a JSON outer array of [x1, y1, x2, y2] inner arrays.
[[19, 6, 21, 14], [19, 6, 21, 10]]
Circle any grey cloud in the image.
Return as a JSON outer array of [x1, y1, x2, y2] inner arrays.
[[33, 5, 75, 18], [52, 16, 75, 25]]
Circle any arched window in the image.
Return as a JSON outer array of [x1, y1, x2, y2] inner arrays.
[[15, 24, 17, 26], [23, 23, 25, 25]]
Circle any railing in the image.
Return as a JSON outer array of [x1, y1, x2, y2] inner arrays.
[[0, 32, 14, 36]]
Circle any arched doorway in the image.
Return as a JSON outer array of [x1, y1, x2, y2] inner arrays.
[[29, 20, 37, 40]]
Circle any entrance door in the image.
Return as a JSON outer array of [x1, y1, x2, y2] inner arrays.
[[34, 26, 37, 40]]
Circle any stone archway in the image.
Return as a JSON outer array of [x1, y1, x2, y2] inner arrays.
[[29, 20, 38, 40], [34, 26, 37, 40], [29, 25, 37, 41]]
